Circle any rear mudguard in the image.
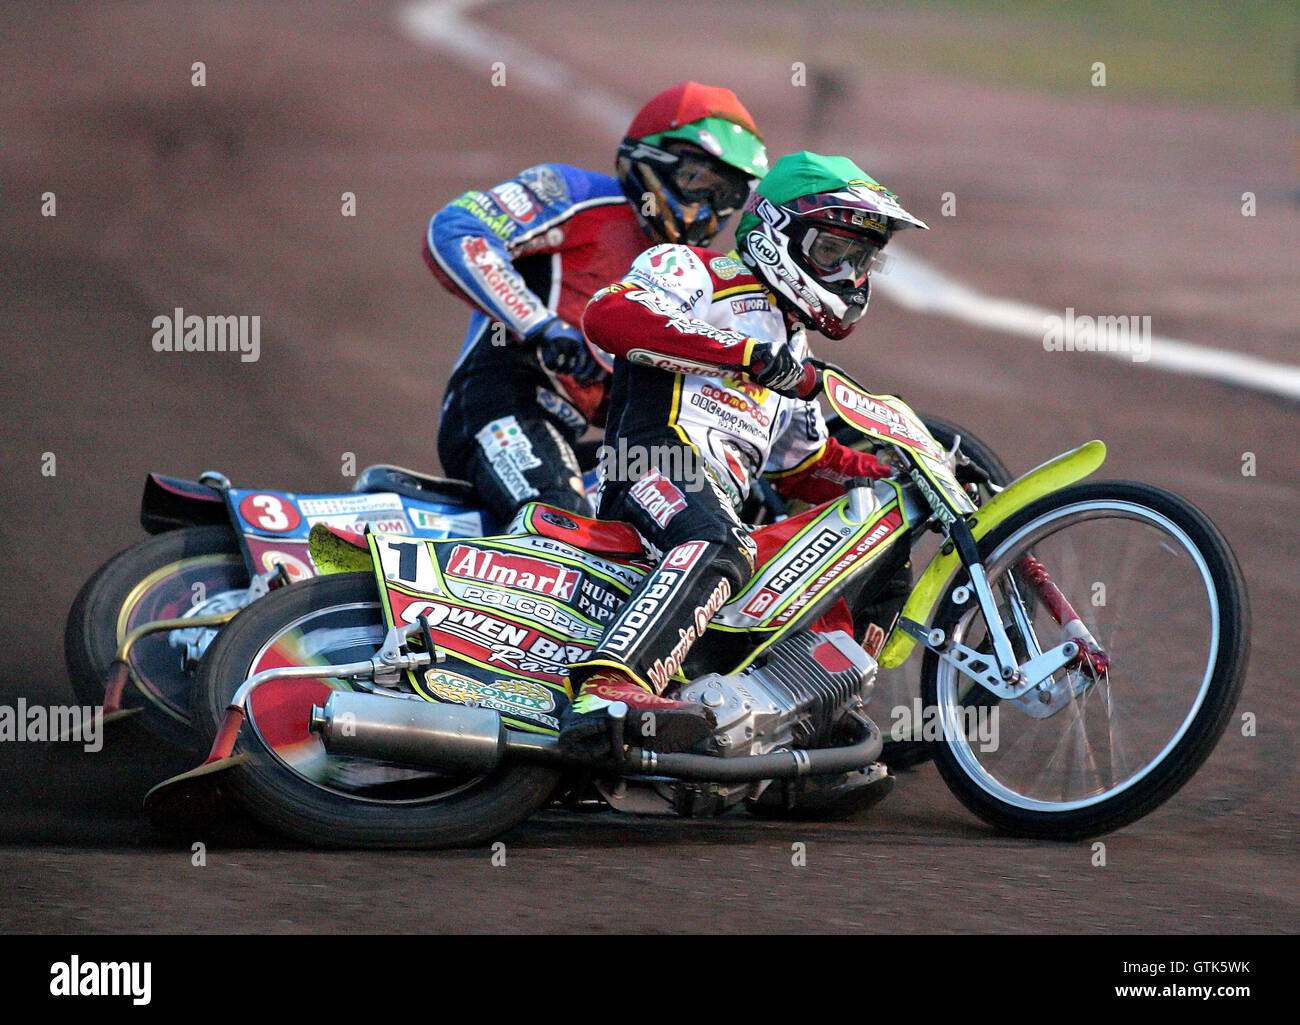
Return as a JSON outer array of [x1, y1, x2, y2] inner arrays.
[[309, 523, 375, 574], [140, 473, 228, 534], [878, 440, 1106, 668]]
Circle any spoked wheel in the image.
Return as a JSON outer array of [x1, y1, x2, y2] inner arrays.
[[64, 525, 249, 750], [921, 481, 1248, 838], [192, 571, 560, 848]]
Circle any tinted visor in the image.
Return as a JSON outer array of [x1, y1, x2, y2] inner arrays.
[[802, 225, 886, 287], [670, 149, 752, 214]]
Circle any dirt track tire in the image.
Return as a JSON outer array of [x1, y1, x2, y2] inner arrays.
[[64, 525, 245, 750], [920, 481, 1248, 839], [192, 571, 561, 849]]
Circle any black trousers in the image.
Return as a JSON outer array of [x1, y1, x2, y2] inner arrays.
[[438, 325, 590, 527], [573, 439, 756, 693]]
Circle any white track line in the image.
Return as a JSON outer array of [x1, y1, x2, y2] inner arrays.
[[878, 248, 1300, 399], [400, 0, 635, 133], [401, 0, 1300, 402]]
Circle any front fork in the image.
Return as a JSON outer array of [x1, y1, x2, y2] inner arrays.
[[904, 517, 1110, 706]]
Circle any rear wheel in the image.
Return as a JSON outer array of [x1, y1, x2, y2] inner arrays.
[[920, 481, 1248, 838], [64, 525, 247, 750], [192, 571, 560, 848]]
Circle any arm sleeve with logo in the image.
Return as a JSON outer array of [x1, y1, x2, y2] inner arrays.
[[582, 244, 758, 371], [423, 164, 583, 338]]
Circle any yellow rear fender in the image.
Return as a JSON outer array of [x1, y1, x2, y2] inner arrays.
[[878, 440, 1107, 668]]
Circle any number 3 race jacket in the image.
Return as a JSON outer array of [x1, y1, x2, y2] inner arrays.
[[423, 163, 650, 428]]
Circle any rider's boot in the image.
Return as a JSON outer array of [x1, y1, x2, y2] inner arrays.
[[559, 670, 716, 760], [558, 533, 748, 761]]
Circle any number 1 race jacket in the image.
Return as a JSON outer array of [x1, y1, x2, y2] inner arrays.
[[582, 244, 883, 508]]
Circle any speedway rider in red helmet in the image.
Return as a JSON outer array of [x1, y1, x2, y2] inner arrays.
[[425, 83, 767, 527], [561, 151, 929, 758]]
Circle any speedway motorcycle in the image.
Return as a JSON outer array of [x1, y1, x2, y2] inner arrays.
[[64, 463, 492, 749], [149, 365, 1247, 844], [65, 421, 1005, 754]]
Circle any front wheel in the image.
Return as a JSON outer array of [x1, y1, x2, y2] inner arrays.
[[921, 481, 1248, 838], [192, 571, 560, 848]]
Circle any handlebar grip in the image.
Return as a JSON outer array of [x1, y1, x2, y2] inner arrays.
[[796, 360, 822, 400]]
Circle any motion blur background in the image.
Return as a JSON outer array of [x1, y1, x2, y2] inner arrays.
[[0, 0, 1295, 932]]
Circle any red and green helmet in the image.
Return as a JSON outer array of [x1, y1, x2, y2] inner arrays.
[[617, 82, 768, 246], [737, 151, 928, 339]]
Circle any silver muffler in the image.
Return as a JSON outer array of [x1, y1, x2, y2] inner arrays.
[[309, 691, 506, 774], [309, 691, 885, 781]]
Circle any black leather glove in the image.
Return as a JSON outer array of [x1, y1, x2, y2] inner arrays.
[[751, 342, 811, 398], [529, 317, 607, 385]]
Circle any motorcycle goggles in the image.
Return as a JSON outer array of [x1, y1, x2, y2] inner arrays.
[[800, 222, 889, 289], [669, 147, 753, 215]]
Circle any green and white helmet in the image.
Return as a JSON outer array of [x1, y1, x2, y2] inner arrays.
[[736, 151, 927, 339]]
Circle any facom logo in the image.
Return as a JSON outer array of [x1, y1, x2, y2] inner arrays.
[[767, 528, 842, 593]]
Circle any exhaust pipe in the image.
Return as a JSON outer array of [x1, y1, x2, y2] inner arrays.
[[309, 691, 884, 782], [309, 691, 507, 774]]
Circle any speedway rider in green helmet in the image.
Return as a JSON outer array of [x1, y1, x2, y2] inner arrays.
[[560, 151, 929, 760]]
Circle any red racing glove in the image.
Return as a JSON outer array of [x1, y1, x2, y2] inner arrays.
[[771, 438, 893, 505]]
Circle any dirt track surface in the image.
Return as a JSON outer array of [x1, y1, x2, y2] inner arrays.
[[0, 1, 1296, 935]]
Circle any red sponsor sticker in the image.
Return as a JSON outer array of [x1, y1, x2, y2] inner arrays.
[[824, 376, 943, 458], [239, 494, 302, 533], [445, 544, 580, 600], [663, 539, 708, 570], [629, 470, 688, 529], [461, 237, 540, 322], [741, 587, 779, 617]]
